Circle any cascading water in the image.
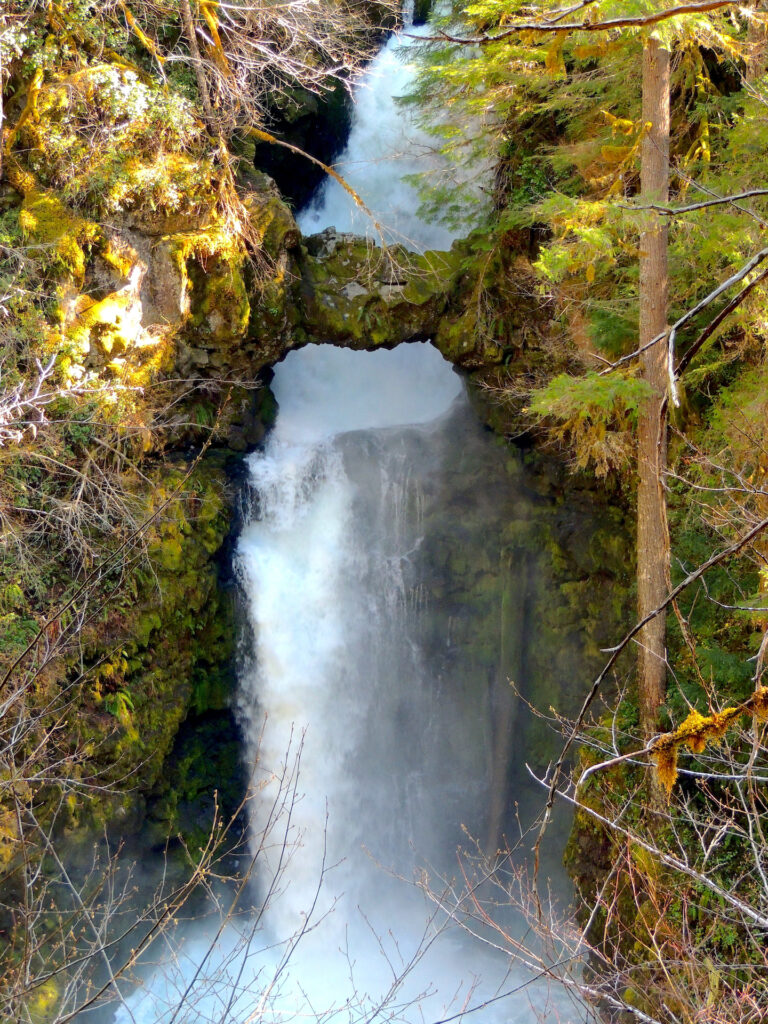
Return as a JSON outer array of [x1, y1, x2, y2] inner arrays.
[[298, 25, 458, 248], [225, 26, 564, 1023], [233, 343, 510, 1021], [113, 23, 582, 1024]]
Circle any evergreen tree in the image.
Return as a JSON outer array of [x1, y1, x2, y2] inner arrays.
[[636, 35, 671, 747], [409, 0, 765, 744]]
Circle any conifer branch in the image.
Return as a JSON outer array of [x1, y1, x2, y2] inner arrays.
[[544, 0, 602, 26]]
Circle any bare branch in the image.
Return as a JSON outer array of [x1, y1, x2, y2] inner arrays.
[[415, 0, 741, 44], [619, 188, 768, 216]]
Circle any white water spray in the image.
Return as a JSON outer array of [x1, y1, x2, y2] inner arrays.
[[299, 27, 457, 249], [235, 342, 505, 1018], [112, 18, 578, 1024]]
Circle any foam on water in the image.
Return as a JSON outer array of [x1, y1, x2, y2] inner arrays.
[[298, 28, 456, 249], [111, 15, 576, 1023]]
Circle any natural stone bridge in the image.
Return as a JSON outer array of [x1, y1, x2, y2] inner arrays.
[[223, 177, 549, 380], [48, 173, 551, 447], [294, 227, 502, 368]]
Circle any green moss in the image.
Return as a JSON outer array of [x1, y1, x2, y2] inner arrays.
[[192, 256, 250, 342], [55, 457, 235, 835], [156, 536, 184, 570], [145, 709, 243, 855], [410, 247, 461, 285], [244, 189, 299, 259], [19, 189, 100, 283]]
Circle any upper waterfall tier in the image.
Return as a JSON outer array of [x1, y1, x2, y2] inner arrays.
[[298, 28, 457, 250]]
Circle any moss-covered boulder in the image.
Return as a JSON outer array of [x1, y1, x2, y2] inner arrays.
[[293, 229, 453, 349]]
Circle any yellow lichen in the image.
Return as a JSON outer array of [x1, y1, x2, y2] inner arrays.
[[651, 696, 765, 799], [19, 190, 101, 284], [651, 740, 679, 797], [0, 807, 20, 867], [74, 292, 132, 333], [118, 2, 165, 66], [102, 237, 138, 279], [2, 67, 44, 156], [753, 685, 768, 720], [674, 709, 710, 754]]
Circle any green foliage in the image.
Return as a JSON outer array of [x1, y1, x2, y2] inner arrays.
[[62, 407, 97, 450], [103, 688, 135, 718], [528, 371, 652, 475], [530, 370, 651, 420], [586, 306, 637, 358], [0, 583, 25, 613], [0, 613, 39, 656], [18, 65, 209, 219]]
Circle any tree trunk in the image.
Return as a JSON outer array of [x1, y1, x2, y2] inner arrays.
[[637, 37, 671, 742], [748, 2, 768, 83]]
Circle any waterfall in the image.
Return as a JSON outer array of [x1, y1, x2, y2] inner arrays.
[[112, 21, 578, 1024], [298, 27, 457, 249], [224, 27, 548, 1020], [234, 343, 508, 1020]]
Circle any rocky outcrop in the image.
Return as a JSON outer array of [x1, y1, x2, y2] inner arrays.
[[282, 225, 554, 377], [294, 229, 451, 349], [53, 455, 236, 838], [16, 148, 553, 442], [3, 71, 556, 856], [247, 84, 353, 209], [154, 201, 557, 432]]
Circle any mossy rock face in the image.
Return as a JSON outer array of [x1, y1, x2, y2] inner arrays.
[[62, 455, 236, 836], [144, 709, 246, 855], [243, 183, 301, 259], [402, 403, 632, 852], [294, 230, 453, 350], [432, 234, 555, 374], [19, 189, 101, 285], [260, 227, 564, 425], [4, 54, 305, 453], [249, 83, 354, 209], [186, 253, 250, 348]]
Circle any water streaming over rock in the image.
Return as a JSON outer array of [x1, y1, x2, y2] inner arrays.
[[298, 26, 456, 248], [233, 342, 510, 1020], [112, 23, 582, 1024], [221, 26, 566, 1020]]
